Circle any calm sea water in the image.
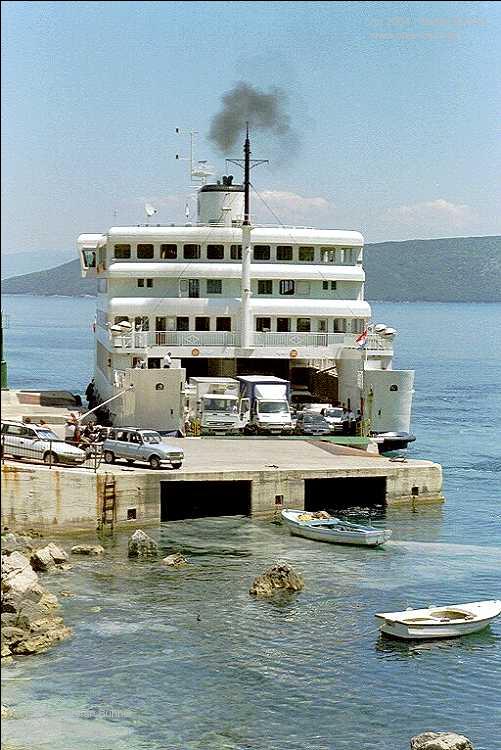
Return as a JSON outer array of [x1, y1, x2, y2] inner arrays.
[[2, 296, 501, 750]]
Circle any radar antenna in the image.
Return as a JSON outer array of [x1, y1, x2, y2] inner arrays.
[[175, 128, 214, 185]]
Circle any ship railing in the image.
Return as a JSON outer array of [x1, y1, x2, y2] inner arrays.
[[110, 330, 363, 350], [365, 333, 393, 351], [253, 332, 351, 347]]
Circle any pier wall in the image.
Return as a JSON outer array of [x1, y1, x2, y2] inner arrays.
[[1, 457, 443, 533]]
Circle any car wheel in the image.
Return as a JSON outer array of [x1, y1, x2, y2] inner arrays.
[[43, 451, 58, 465], [104, 451, 115, 464], [171, 462, 182, 470], [149, 455, 161, 470]]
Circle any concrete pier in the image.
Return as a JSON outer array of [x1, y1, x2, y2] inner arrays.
[[1, 437, 444, 533]]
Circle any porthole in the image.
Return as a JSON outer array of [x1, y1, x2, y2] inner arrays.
[[390, 384, 399, 392], [155, 383, 165, 391]]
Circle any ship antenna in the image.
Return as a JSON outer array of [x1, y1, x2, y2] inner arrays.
[[243, 123, 251, 225]]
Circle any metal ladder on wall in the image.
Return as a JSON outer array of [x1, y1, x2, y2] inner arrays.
[[98, 475, 116, 534]]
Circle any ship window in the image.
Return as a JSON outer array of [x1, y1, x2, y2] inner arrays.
[[276, 245, 293, 261], [195, 317, 210, 331], [207, 244, 224, 259], [82, 248, 96, 268], [296, 281, 311, 295], [134, 316, 150, 331], [114, 244, 131, 259], [137, 279, 144, 287], [146, 279, 153, 288], [230, 244, 242, 260], [257, 280, 273, 295], [216, 317, 232, 331], [179, 279, 200, 298], [390, 384, 399, 392], [277, 317, 291, 332], [321, 247, 336, 263], [256, 317, 271, 332], [253, 245, 270, 261], [137, 244, 154, 259], [299, 246, 314, 262], [322, 281, 329, 290], [160, 244, 177, 259], [183, 244, 201, 259], [207, 279, 222, 294], [317, 319, 328, 332], [176, 317, 189, 331], [114, 316, 129, 324], [331, 281, 337, 290], [342, 248, 354, 264], [334, 318, 346, 333], [297, 318, 311, 332], [279, 280, 295, 296]]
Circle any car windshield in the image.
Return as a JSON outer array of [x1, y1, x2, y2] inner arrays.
[[258, 401, 289, 414], [204, 398, 238, 413], [305, 416, 328, 425], [141, 432, 161, 444], [35, 429, 60, 440], [325, 409, 344, 419]]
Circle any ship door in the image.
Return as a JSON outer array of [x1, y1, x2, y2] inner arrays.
[[156, 317, 166, 345]]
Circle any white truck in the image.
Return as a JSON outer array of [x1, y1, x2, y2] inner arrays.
[[186, 377, 242, 434], [237, 375, 294, 435]]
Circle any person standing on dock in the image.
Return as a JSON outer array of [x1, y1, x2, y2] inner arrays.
[[162, 352, 172, 368]]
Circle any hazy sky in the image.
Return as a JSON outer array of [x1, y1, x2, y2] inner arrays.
[[2, 0, 500, 254]]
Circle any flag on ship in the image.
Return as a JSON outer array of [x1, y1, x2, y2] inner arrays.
[[355, 328, 368, 348]]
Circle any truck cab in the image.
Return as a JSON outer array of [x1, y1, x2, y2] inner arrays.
[[187, 377, 242, 434], [237, 376, 293, 435]]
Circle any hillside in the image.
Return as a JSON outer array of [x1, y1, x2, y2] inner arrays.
[[2, 236, 500, 302], [364, 236, 501, 302], [2, 259, 94, 296], [1, 249, 74, 279]]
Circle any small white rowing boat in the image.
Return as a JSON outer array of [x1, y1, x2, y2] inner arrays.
[[375, 600, 501, 640], [281, 509, 392, 547]]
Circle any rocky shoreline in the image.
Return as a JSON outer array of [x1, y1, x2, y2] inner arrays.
[[1, 531, 72, 659]]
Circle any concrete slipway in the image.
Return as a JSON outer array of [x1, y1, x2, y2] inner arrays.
[[1, 437, 444, 534]]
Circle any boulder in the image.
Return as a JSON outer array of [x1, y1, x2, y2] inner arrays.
[[128, 530, 158, 558], [161, 553, 189, 567], [410, 732, 475, 750], [1, 551, 38, 595], [249, 563, 304, 597], [1, 704, 15, 719], [31, 542, 68, 571], [1, 532, 34, 554], [71, 544, 105, 556]]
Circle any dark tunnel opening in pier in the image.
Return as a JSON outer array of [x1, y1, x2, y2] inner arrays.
[[304, 477, 387, 513], [161, 480, 252, 521]]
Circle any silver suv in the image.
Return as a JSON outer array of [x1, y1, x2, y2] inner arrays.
[[102, 427, 184, 470], [1, 420, 86, 466]]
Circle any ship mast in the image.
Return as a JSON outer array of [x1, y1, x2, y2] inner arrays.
[[241, 125, 252, 348], [227, 125, 268, 349]]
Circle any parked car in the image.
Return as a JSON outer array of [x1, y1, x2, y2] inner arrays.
[[101, 427, 184, 470], [0, 420, 86, 466], [321, 407, 345, 433], [294, 413, 332, 436]]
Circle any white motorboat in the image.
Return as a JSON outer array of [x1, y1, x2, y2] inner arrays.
[[375, 600, 501, 640], [281, 509, 392, 547]]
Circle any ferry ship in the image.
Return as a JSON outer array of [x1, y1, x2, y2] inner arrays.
[[78, 133, 415, 448]]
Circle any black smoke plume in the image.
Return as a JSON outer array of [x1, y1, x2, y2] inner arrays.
[[208, 81, 296, 153]]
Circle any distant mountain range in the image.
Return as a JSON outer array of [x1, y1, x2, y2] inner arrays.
[[1, 249, 74, 280], [2, 236, 500, 302]]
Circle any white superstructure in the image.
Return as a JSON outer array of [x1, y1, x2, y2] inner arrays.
[[78, 148, 414, 439]]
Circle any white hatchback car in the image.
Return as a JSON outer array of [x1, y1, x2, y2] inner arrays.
[[1, 420, 86, 466]]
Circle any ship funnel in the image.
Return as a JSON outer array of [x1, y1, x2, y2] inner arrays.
[[197, 179, 244, 225]]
